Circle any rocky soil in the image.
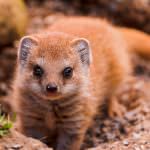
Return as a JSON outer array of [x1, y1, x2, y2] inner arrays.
[[0, 130, 52, 150]]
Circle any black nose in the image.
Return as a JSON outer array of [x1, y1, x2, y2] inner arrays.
[[46, 83, 58, 93]]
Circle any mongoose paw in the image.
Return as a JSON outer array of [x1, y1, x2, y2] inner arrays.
[[108, 78, 145, 118], [108, 96, 126, 118]]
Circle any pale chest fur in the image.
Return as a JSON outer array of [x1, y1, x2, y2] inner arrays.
[[14, 89, 95, 141]]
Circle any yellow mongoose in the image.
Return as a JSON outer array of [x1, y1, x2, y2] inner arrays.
[[10, 17, 150, 150]]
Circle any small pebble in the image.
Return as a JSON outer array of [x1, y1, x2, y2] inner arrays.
[[123, 140, 129, 146], [134, 147, 141, 150], [132, 133, 141, 139], [11, 144, 23, 149]]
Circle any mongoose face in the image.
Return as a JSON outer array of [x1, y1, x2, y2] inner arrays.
[[17, 33, 92, 101]]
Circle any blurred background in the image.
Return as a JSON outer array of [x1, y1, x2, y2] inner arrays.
[[0, 0, 150, 46]]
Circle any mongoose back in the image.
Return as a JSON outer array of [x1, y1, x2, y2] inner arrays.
[[10, 17, 150, 150]]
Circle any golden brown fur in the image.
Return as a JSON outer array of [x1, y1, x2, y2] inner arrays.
[[10, 17, 150, 150]]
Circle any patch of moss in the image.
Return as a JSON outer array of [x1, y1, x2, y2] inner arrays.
[[0, 115, 13, 137], [0, 108, 15, 137]]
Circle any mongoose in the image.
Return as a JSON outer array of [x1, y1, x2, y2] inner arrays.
[[10, 17, 150, 150]]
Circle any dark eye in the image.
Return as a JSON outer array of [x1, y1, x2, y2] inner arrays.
[[63, 67, 73, 79], [33, 65, 44, 78]]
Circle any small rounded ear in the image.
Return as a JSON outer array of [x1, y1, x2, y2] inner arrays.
[[71, 38, 92, 66], [18, 36, 38, 66]]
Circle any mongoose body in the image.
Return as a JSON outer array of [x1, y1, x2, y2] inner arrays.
[[11, 17, 150, 150]]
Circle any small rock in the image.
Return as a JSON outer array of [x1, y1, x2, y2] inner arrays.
[[123, 140, 129, 146], [11, 144, 23, 149], [134, 147, 141, 150], [132, 132, 141, 139]]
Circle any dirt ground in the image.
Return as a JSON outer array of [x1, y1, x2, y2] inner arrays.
[[0, 1, 150, 150]]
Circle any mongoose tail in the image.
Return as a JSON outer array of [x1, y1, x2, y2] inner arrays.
[[119, 28, 150, 59]]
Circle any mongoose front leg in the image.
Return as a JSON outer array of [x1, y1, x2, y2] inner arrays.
[[108, 77, 144, 118], [55, 104, 91, 150], [56, 129, 85, 150], [108, 96, 126, 118]]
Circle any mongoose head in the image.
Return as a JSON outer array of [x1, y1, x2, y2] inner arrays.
[[17, 32, 92, 100]]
